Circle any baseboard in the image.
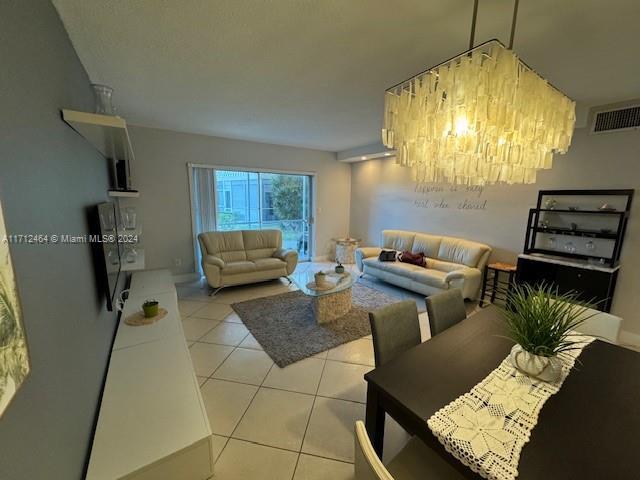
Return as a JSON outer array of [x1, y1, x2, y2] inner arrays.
[[619, 330, 640, 349], [172, 272, 200, 284]]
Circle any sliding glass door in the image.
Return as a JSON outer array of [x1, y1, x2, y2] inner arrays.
[[190, 166, 313, 269]]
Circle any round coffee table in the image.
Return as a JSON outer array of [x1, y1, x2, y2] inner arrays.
[[291, 270, 357, 324]]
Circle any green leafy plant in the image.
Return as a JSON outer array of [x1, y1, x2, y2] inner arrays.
[[500, 283, 596, 357]]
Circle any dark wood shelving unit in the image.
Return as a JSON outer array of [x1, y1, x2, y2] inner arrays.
[[524, 189, 634, 268], [533, 226, 617, 240], [518, 189, 634, 312]]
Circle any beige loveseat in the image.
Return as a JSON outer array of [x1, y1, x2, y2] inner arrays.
[[198, 230, 298, 293], [356, 230, 491, 300]]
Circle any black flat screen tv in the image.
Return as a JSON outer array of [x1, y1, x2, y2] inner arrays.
[[96, 202, 121, 311]]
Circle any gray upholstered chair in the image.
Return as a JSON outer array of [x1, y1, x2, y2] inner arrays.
[[425, 289, 467, 337], [354, 421, 464, 479], [369, 300, 421, 367]]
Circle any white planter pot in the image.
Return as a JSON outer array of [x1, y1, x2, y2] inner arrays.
[[509, 344, 563, 382]]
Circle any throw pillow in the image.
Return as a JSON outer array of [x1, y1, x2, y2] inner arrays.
[[378, 250, 397, 262], [398, 250, 426, 267]]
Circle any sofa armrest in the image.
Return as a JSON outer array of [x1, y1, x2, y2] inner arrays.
[[204, 255, 225, 269], [445, 267, 483, 300], [355, 247, 382, 272], [273, 249, 298, 274]]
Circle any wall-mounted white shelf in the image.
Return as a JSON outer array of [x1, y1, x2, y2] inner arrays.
[[62, 109, 135, 163], [108, 190, 139, 198]]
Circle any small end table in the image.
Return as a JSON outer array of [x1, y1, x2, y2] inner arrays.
[[479, 262, 517, 307], [334, 238, 361, 264]]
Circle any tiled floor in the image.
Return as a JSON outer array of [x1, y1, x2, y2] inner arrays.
[[178, 261, 456, 480]]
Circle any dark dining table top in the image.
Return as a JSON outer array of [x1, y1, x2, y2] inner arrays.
[[364, 305, 640, 479]]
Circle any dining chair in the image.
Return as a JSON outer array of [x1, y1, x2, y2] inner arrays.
[[354, 421, 464, 479], [369, 300, 421, 367], [425, 289, 467, 337], [549, 299, 622, 344], [574, 306, 622, 344]]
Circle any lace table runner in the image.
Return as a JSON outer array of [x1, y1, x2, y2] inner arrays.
[[427, 336, 594, 480]]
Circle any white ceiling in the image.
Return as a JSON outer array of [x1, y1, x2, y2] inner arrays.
[[53, 0, 640, 152]]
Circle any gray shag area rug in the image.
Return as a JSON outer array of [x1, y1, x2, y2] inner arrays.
[[232, 283, 401, 367]]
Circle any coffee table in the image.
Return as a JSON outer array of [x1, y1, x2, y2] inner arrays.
[[291, 270, 357, 324]]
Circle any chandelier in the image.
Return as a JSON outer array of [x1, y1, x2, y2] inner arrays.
[[382, 1, 575, 186]]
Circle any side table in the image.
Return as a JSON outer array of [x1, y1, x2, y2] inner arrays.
[[334, 237, 361, 264], [479, 262, 517, 307]]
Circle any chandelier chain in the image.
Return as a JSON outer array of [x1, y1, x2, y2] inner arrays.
[[509, 0, 520, 49]]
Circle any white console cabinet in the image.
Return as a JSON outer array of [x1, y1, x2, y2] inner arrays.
[[86, 269, 214, 480]]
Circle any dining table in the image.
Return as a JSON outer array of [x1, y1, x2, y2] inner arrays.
[[364, 305, 640, 479]]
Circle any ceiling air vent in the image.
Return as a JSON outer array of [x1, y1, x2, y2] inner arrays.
[[590, 104, 640, 134]]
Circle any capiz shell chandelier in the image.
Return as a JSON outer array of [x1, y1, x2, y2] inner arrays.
[[382, 2, 575, 186]]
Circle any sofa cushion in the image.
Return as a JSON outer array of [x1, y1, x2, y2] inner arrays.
[[243, 230, 281, 260], [426, 258, 467, 273], [223, 261, 256, 275], [408, 268, 449, 289], [364, 258, 448, 289], [200, 231, 247, 263], [253, 257, 287, 272], [364, 258, 424, 277], [437, 237, 489, 268], [381, 230, 416, 252], [411, 233, 442, 258]]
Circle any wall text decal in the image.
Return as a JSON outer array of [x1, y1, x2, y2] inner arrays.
[[413, 183, 488, 211]]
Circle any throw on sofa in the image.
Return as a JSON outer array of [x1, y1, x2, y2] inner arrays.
[[355, 230, 491, 300], [198, 229, 298, 294]]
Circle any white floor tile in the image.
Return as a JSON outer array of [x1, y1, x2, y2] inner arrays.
[[238, 332, 263, 350], [302, 397, 365, 462], [189, 343, 234, 377], [212, 348, 274, 385], [233, 388, 314, 451], [211, 434, 229, 464], [199, 322, 249, 346], [214, 439, 298, 480], [178, 299, 208, 317], [181, 317, 219, 341], [190, 302, 233, 320], [382, 415, 412, 464], [223, 311, 244, 323], [200, 379, 258, 436], [418, 311, 432, 342], [327, 338, 375, 366], [293, 454, 354, 480], [317, 360, 371, 403], [263, 357, 325, 395]]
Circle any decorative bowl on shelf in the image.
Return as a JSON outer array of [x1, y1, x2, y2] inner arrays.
[[598, 204, 616, 211], [544, 199, 557, 210]]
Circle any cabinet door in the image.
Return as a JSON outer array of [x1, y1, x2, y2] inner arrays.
[[555, 265, 612, 308]]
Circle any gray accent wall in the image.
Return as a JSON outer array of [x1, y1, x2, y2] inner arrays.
[[350, 127, 640, 342], [0, 1, 118, 478]]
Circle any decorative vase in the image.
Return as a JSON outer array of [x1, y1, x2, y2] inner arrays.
[[335, 263, 345, 274], [91, 84, 115, 114], [509, 344, 562, 382], [142, 301, 159, 318], [314, 271, 329, 288]]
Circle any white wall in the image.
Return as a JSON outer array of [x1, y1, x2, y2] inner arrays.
[[350, 128, 640, 340], [128, 126, 351, 275]]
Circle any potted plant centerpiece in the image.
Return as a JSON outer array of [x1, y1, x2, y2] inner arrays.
[[501, 283, 594, 382], [142, 299, 159, 318]]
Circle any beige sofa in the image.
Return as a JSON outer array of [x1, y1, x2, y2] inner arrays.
[[198, 229, 298, 293], [356, 230, 491, 300]]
